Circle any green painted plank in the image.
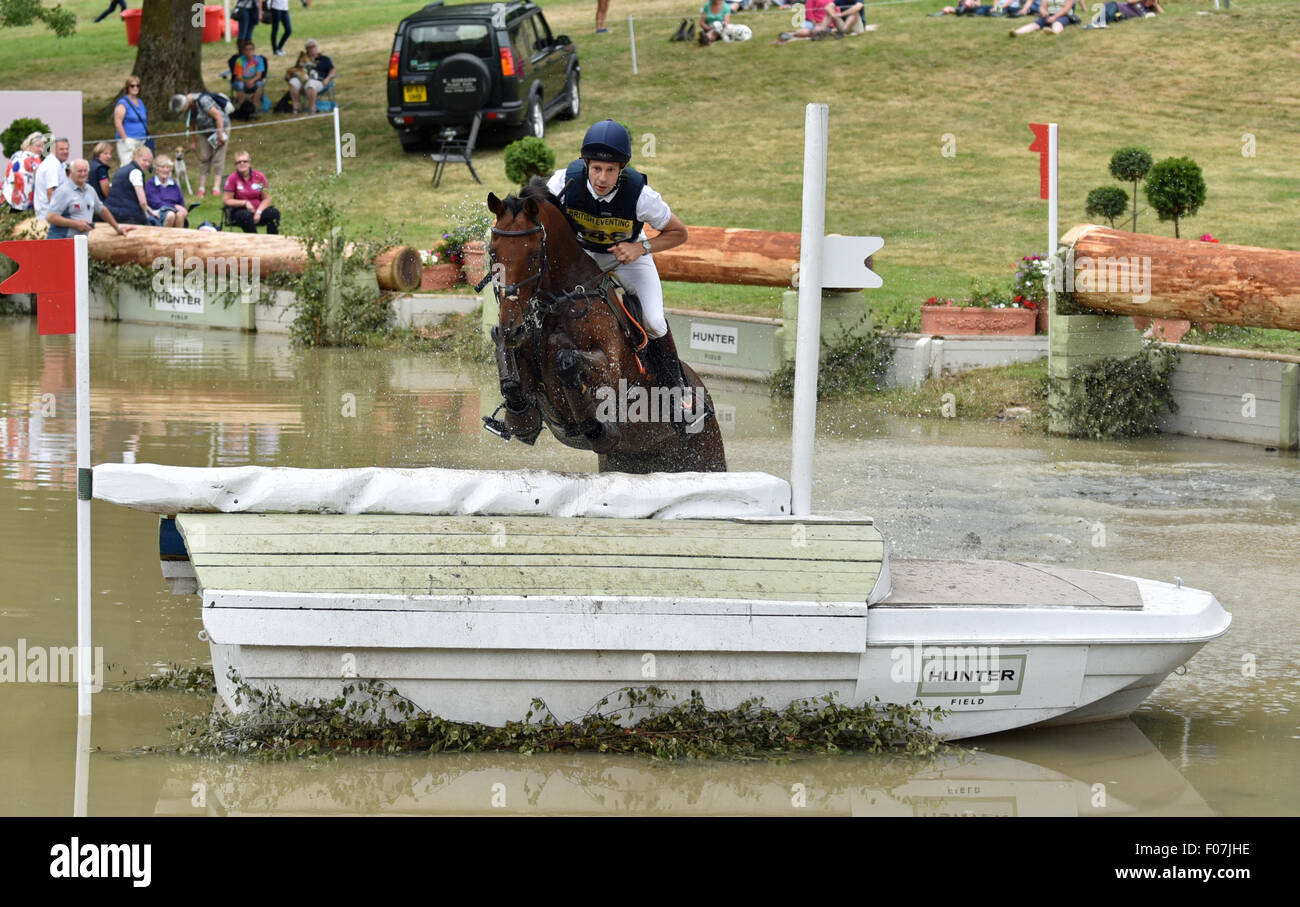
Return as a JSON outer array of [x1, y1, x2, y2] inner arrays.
[[183, 533, 883, 561], [192, 565, 878, 601], [192, 552, 882, 574], [177, 514, 876, 539]]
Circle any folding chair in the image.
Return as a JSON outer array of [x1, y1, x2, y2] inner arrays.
[[430, 113, 482, 188]]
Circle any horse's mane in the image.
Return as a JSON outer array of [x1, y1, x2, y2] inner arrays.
[[498, 177, 565, 219]]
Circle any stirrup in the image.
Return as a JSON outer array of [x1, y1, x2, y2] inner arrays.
[[482, 402, 513, 441]]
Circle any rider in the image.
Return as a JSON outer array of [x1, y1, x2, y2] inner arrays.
[[545, 120, 698, 416]]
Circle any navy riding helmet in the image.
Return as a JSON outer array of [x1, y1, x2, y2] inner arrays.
[[580, 119, 632, 164]]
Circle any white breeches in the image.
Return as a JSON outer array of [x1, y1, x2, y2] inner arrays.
[[582, 247, 668, 339]]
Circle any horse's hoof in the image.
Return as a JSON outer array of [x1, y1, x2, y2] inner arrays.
[[586, 422, 620, 454]]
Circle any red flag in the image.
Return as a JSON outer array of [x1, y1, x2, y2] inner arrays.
[[0, 238, 77, 335], [1028, 123, 1051, 201]]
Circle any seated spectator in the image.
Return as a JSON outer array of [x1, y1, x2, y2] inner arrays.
[[3, 133, 45, 212], [222, 151, 280, 233], [230, 40, 269, 111], [145, 155, 190, 228], [103, 143, 154, 225], [698, 0, 729, 44], [941, 1, 998, 14], [90, 142, 115, 201], [830, 0, 872, 33], [287, 39, 336, 114], [1088, 0, 1160, 26], [45, 159, 135, 239], [777, 0, 835, 41], [1011, 0, 1079, 35]]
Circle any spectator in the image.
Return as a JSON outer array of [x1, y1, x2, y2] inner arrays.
[[595, 0, 611, 33], [288, 39, 336, 114], [113, 76, 151, 166], [267, 0, 292, 56], [90, 142, 115, 201], [222, 151, 280, 234], [231, 39, 269, 111], [233, 0, 263, 43], [103, 143, 154, 226], [93, 0, 127, 23], [2, 133, 44, 212], [698, 0, 729, 44], [1011, 0, 1079, 34], [46, 159, 135, 239], [941, 1, 998, 14], [32, 136, 71, 221], [777, 0, 836, 41], [170, 91, 231, 198], [145, 155, 190, 228], [830, 0, 871, 33], [1088, 0, 1161, 26]]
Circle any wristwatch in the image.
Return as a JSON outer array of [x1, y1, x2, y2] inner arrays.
[[641, 239, 653, 255]]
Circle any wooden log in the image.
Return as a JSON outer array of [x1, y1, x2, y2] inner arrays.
[[646, 225, 800, 287], [8, 218, 421, 292], [1063, 224, 1300, 332]]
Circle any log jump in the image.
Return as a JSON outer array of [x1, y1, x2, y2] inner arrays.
[[1062, 224, 1300, 332]]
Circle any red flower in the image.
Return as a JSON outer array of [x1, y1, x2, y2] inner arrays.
[[1024, 301, 1037, 309], [1199, 234, 1219, 243]]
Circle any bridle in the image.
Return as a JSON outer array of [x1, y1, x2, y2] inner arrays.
[[482, 217, 617, 339]]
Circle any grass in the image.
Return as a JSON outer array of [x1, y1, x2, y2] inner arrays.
[[874, 358, 1048, 426], [4, 0, 1298, 345]]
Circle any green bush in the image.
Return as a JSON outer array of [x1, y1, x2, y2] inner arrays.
[[503, 136, 556, 186], [769, 316, 895, 400], [1085, 186, 1128, 228], [1, 116, 50, 159], [1144, 157, 1207, 239], [1051, 346, 1178, 439], [1108, 146, 1152, 232]]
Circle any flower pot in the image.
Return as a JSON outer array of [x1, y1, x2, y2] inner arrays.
[[1132, 316, 1192, 343], [462, 240, 488, 288], [920, 305, 1037, 337], [420, 262, 463, 291], [1035, 306, 1049, 335]]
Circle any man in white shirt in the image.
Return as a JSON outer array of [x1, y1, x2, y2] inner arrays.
[[33, 137, 71, 220]]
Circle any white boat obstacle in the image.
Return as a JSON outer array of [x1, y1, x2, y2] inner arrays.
[[96, 463, 1230, 741]]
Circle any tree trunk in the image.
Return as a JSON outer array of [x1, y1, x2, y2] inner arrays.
[[134, 0, 207, 119], [1062, 224, 1300, 331], [645, 226, 801, 287]]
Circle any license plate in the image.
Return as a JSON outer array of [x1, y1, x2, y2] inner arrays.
[[403, 84, 427, 103]]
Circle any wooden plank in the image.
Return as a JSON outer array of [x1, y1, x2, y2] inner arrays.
[[191, 565, 878, 601], [177, 514, 878, 541], [194, 552, 882, 574], [183, 533, 883, 561]]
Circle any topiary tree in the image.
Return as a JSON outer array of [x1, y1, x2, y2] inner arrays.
[[1109, 146, 1152, 232], [1144, 157, 1206, 239], [1085, 186, 1128, 228], [503, 136, 556, 187], [1, 116, 50, 160]]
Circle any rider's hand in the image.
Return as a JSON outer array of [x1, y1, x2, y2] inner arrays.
[[611, 242, 641, 264]]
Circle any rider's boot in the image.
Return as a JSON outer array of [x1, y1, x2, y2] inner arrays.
[[645, 330, 707, 435]]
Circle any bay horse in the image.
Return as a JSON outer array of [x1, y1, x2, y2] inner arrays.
[[481, 179, 726, 473]]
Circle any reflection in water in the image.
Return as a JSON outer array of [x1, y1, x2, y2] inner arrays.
[[1, 318, 1297, 816], [148, 720, 1208, 817]]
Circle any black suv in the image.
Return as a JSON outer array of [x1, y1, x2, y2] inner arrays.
[[387, 1, 580, 150]]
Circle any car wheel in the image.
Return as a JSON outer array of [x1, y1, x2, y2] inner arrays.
[[558, 71, 580, 121], [524, 95, 544, 140]]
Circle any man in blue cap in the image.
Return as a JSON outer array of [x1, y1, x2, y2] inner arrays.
[[545, 120, 698, 415]]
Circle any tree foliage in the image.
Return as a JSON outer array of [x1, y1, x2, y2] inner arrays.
[[1108, 146, 1152, 233], [503, 137, 555, 187], [1085, 186, 1129, 228], [1144, 156, 1207, 239], [0, 0, 76, 37]]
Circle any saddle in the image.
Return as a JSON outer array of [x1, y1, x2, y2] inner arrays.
[[601, 273, 649, 354]]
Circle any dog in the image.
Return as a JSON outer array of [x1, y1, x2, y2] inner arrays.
[[173, 146, 194, 197]]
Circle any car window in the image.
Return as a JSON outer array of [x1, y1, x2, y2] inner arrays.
[[406, 22, 492, 71]]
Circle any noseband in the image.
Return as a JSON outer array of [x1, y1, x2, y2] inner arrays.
[[486, 219, 616, 338]]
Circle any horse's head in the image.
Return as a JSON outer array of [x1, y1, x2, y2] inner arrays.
[[487, 189, 551, 349]]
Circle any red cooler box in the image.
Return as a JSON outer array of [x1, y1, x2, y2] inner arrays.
[[122, 8, 141, 46], [202, 6, 226, 43]]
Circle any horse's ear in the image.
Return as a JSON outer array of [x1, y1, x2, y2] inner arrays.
[[523, 197, 539, 219], [487, 193, 503, 216]]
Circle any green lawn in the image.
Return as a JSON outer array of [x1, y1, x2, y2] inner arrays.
[[4, 0, 1298, 340]]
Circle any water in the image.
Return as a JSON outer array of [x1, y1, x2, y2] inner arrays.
[[1, 318, 1296, 816]]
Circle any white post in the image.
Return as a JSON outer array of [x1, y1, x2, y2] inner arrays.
[[74, 234, 92, 718], [1047, 122, 1058, 375], [74, 715, 91, 816], [333, 105, 343, 175], [629, 16, 638, 76], [790, 103, 828, 517], [224, 0, 233, 42]]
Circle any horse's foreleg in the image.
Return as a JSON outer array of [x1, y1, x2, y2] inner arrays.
[[554, 348, 620, 454], [488, 326, 543, 444]]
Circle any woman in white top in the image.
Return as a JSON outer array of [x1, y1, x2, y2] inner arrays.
[[268, 0, 292, 56]]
